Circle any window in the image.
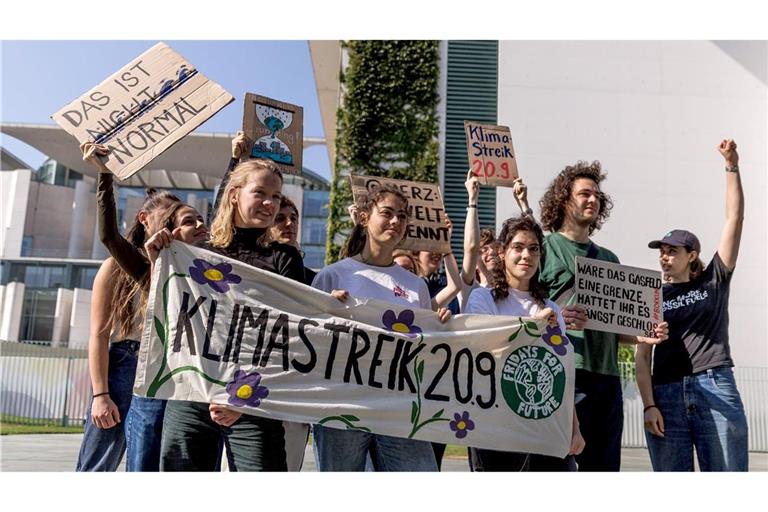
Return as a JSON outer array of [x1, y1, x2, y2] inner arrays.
[[303, 245, 326, 270], [72, 266, 99, 289], [302, 218, 327, 246], [303, 190, 329, 217]]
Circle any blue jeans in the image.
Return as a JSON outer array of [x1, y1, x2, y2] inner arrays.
[[313, 424, 438, 471], [75, 340, 138, 471], [125, 396, 167, 471], [646, 367, 748, 471]]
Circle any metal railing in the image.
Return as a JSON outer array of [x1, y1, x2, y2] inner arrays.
[[620, 362, 768, 452], [1, 342, 767, 452], [1, 340, 90, 426]]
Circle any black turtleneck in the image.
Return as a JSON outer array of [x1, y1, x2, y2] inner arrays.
[[203, 227, 305, 282]]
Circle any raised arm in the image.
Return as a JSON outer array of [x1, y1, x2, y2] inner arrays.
[[82, 142, 148, 283], [210, 131, 251, 223], [716, 139, 744, 270], [462, 170, 480, 286]]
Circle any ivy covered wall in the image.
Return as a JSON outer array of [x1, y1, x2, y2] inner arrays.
[[325, 40, 441, 264]]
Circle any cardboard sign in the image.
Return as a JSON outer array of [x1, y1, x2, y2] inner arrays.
[[243, 94, 304, 176], [575, 256, 664, 337], [51, 42, 234, 180], [463, 121, 519, 186], [135, 241, 574, 458], [349, 175, 450, 254]]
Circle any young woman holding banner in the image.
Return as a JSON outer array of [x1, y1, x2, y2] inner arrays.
[[464, 215, 586, 471], [311, 184, 452, 471], [636, 139, 748, 471], [77, 143, 206, 472], [159, 156, 304, 472]]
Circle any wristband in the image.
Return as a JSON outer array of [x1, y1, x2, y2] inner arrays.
[[467, 204, 477, 208], [725, 165, 739, 173], [643, 404, 659, 413], [93, 392, 110, 399], [523, 207, 533, 216]]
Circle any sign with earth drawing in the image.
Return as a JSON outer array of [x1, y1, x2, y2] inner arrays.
[[242, 93, 304, 176], [134, 241, 575, 458]]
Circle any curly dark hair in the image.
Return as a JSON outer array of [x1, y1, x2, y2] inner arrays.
[[490, 216, 548, 307], [539, 160, 613, 236]]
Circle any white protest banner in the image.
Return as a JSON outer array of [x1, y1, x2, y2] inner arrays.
[[575, 256, 664, 337], [51, 42, 234, 180], [463, 121, 519, 186], [243, 94, 304, 176], [135, 242, 575, 457], [349, 175, 450, 254]]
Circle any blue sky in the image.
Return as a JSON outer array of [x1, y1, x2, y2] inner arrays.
[[0, 40, 331, 180]]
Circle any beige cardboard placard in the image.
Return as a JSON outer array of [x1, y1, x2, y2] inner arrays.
[[243, 94, 304, 176], [349, 175, 450, 253], [463, 121, 519, 186], [575, 256, 664, 338], [51, 42, 234, 181]]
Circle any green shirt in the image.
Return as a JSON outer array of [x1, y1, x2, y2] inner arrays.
[[540, 232, 621, 376]]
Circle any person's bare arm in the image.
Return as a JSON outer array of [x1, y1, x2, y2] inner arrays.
[[462, 171, 480, 286], [87, 259, 122, 429], [636, 343, 664, 437], [716, 139, 744, 271]]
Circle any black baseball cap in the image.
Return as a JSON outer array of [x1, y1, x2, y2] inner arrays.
[[648, 229, 701, 253]]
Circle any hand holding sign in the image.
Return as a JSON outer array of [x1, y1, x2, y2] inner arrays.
[[52, 43, 234, 180]]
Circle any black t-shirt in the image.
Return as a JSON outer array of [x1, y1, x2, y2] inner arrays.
[[652, 253, 734, 384]]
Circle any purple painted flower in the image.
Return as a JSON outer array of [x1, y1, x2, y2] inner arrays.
[[189, 258, 241, 293], [449, 411, 475, 439], [382, 309, 422, 337], [226, 370, 269, 408], [542, 324, 570, 356]]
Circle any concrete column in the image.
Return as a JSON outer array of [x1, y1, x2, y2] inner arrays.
[[51, 288, 74, 347], [90, 216, 109, 261], [0, 169, 32, 258], [67, 180, 95, 259], [0, 282, 25, 342], [68, 288, 93, 349]]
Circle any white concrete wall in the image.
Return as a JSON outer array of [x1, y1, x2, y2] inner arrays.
[[497, 41, 768, 368], [68, 288, 92, 349], [51, 288, 74, 347], [67, 180, 96, 259], [24, 181, 76, 258], [0, 169, 31, 258], [0, 281, 25, 342]]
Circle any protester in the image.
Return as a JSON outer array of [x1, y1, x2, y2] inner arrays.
[[456, 171, 503, 312], [311, 184, 451, 471], [636, 139, 748, 471], [269, 195, 317, 286], [76, 142, 201, 472], [393, 249, 418, 274], [536, 160, 666, 471], [157, 146, 304, 471], [464, 216, 585, 470], [413, 218, 462, 313], [267, 195, 314, 471]]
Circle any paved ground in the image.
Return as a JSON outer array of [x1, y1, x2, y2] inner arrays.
[[2, 433, 767, 471]]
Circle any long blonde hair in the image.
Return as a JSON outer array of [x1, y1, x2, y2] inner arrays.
[[209, 159, 283, 248]]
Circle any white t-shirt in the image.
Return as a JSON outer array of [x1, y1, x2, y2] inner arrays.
[[465, 286, 567, 332], [312, 257, 432, 310], [457, 276, 488, 313]]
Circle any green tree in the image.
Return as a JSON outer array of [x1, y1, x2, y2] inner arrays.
[[325, 40, 440, 264]]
